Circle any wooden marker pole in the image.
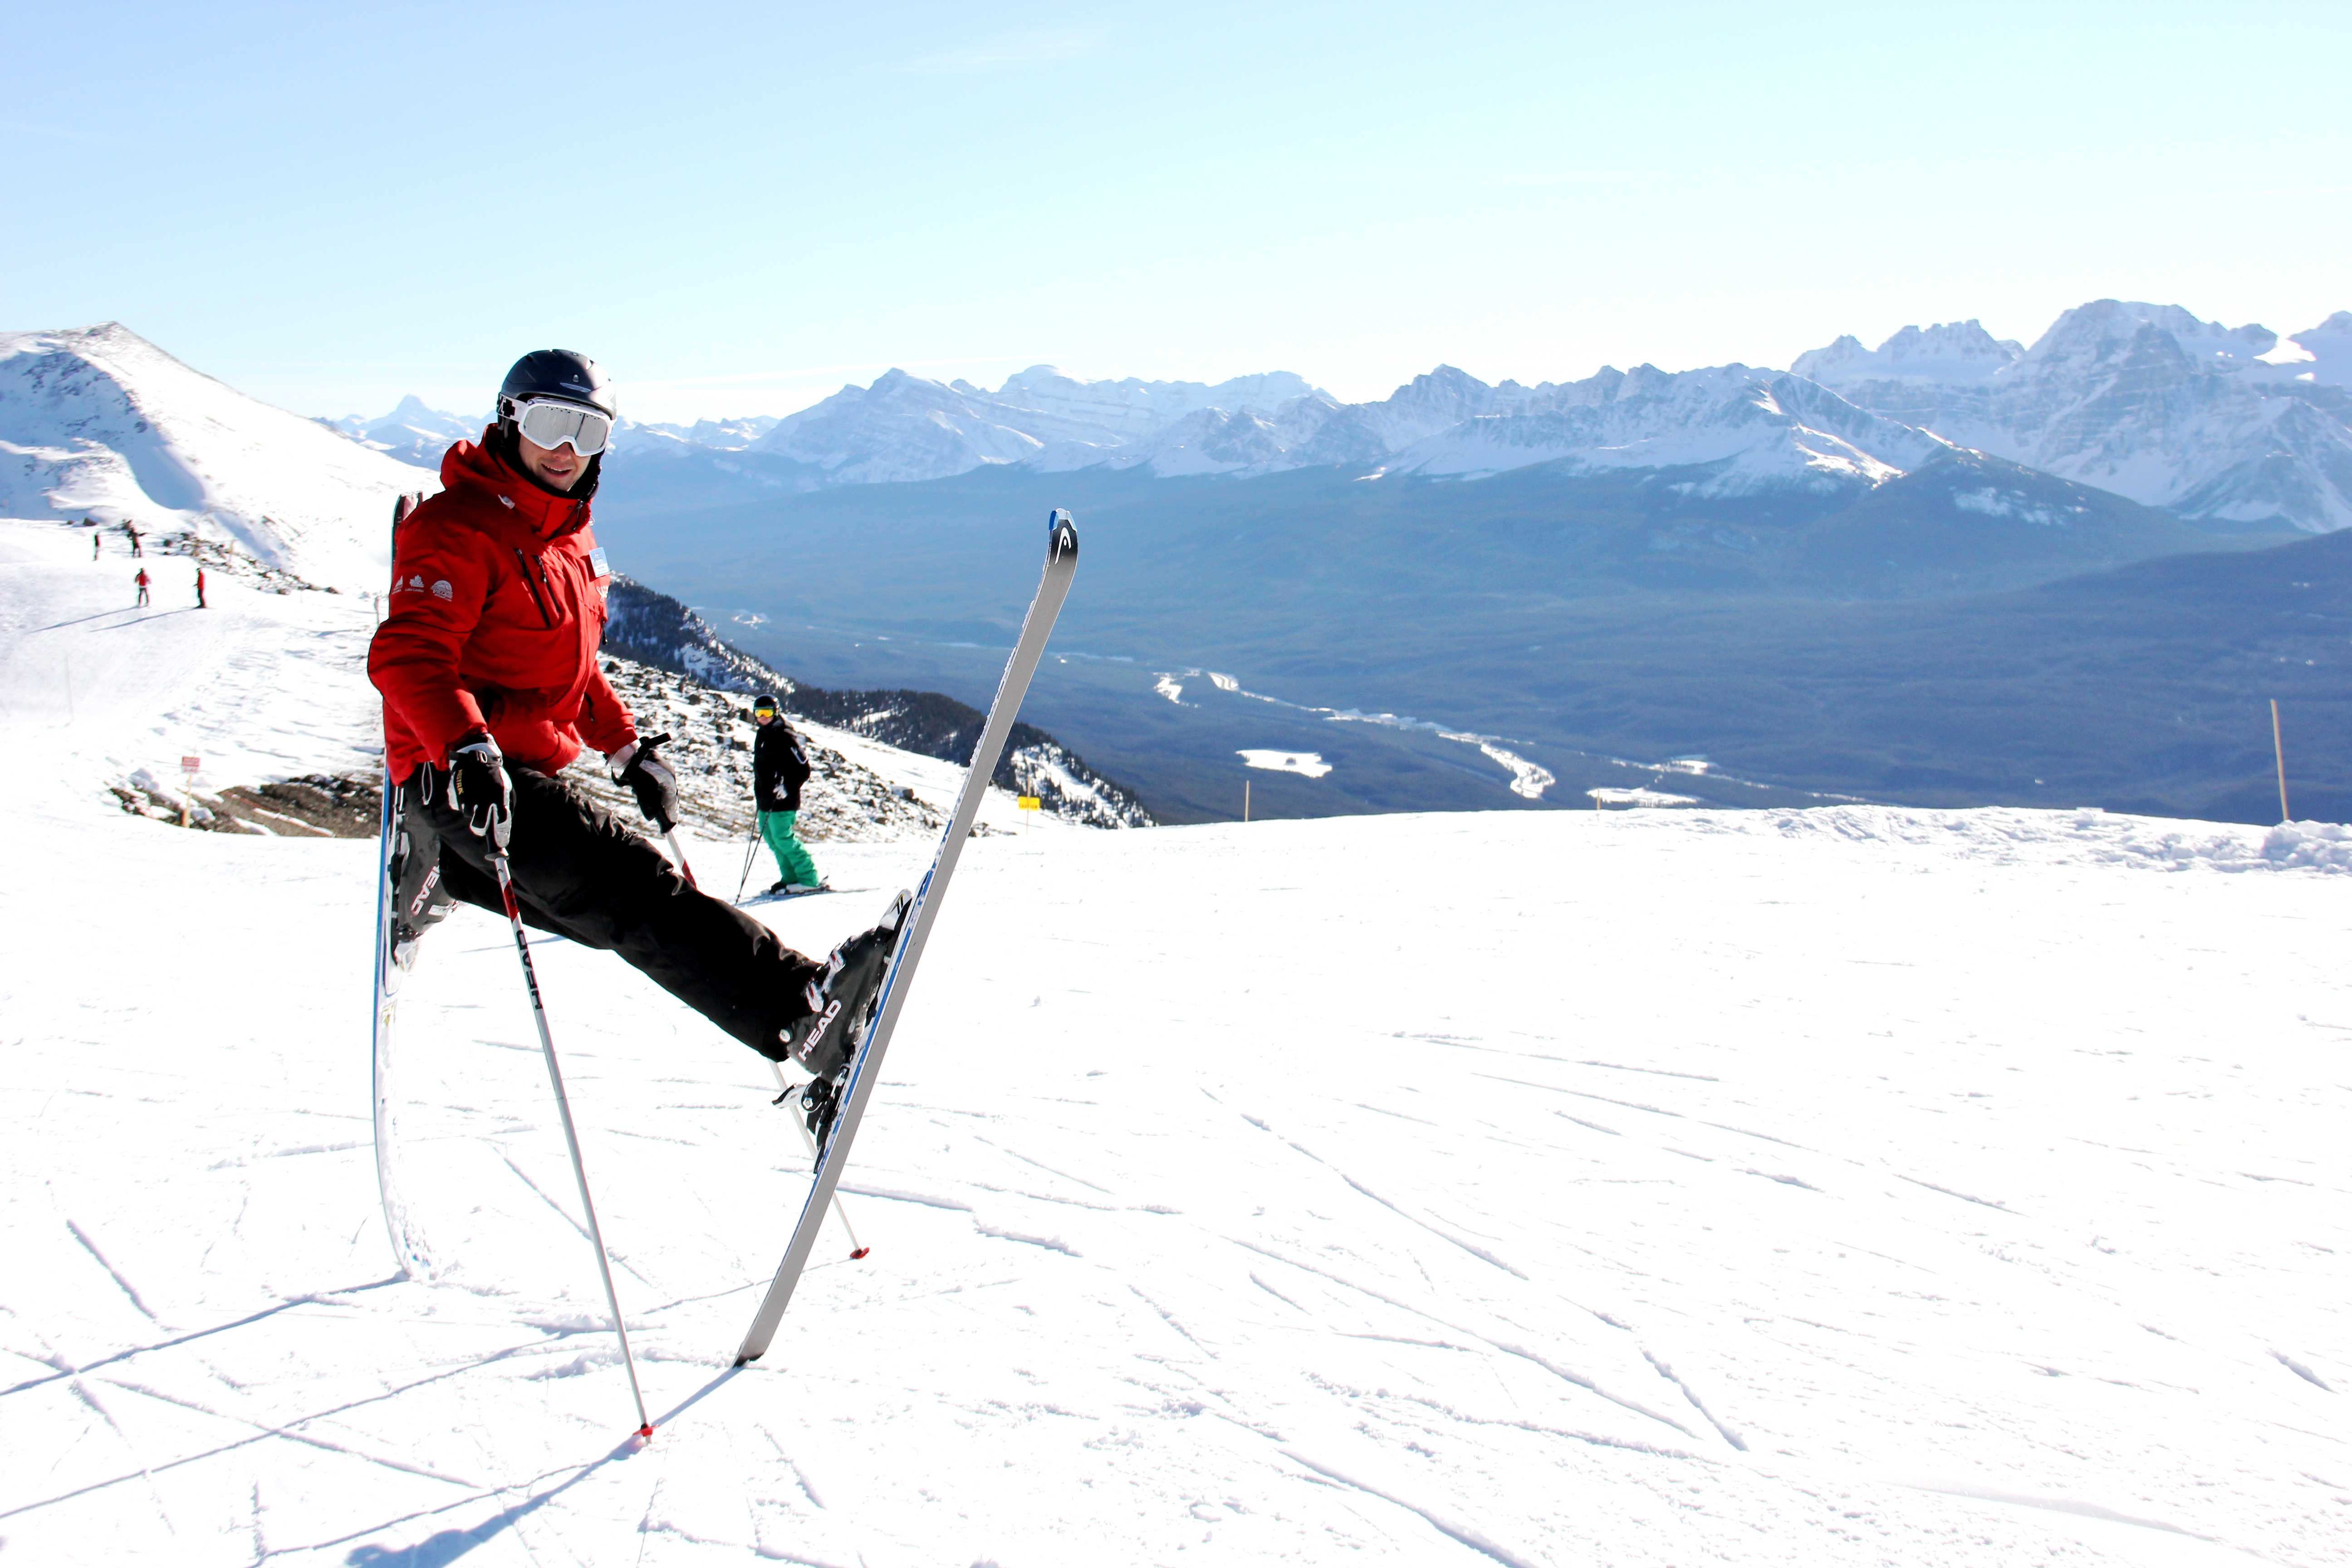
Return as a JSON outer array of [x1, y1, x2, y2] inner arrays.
[[2271, 699, 2291, 823]]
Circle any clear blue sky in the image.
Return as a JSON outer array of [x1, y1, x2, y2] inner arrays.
[[5, 1, 2346, 423]]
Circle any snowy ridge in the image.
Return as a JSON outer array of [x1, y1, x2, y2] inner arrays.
[[1790, 320, 2026, 386], [0, 324, 430, 590]]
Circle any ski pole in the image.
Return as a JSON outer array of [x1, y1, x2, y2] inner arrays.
[[663, 828, 698, 890], [734, 831, 758, 904], [490, 847, 654, 1439], [769, 1062, 869, 1259]]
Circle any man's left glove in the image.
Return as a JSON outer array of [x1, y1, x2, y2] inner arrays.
[[609, 733, 680, 833]]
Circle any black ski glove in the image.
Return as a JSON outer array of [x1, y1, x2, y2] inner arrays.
[[612, 733, 680, 833], [446, 731, 512, 848]]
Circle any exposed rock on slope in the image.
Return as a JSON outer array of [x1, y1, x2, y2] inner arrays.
[[600, 575, 1155, 828], [585, 656, 944, 844]]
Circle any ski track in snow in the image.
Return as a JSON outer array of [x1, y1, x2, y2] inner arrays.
[[0, 517, 2347, 1565]]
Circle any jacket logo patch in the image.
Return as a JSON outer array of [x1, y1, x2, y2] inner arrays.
[[431, 580, 454, 601], [394, 574, 426, 593]]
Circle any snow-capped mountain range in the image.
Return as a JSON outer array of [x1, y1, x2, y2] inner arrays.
[[602, 302, 2352, 534], [1793, 304, 2352, 532]]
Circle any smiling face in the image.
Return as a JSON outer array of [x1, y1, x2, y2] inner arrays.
[[514, 432, 586, 492]]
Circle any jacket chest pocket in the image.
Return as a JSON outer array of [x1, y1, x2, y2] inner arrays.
[[509, 547, 585, 631]]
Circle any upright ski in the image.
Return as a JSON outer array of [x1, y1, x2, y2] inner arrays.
[[372, 490, 434, 1279], [734, 508, 1080, 1364]]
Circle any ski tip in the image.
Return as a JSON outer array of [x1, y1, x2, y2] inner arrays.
[[850, 1246, 871, 1260], [1047, 508, 1078, 564]]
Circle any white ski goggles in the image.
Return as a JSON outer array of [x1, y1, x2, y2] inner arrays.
[[508, 397, 613, 456]]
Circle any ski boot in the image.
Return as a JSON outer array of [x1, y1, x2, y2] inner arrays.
[[774, 891, 913, 1143]]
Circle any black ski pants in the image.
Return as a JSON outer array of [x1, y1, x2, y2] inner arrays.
[[402, 761, 816, 1058]]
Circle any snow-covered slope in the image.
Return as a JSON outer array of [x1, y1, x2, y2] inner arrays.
[[1796, 303, 2352, 533], [1, 324, 432, 589], [4, 750, 2348, 1562]]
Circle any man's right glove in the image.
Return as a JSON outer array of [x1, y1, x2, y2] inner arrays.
[[447, 730, 513, 848]]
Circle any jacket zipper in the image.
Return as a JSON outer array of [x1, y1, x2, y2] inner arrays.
[[512, 548, 557, 630]]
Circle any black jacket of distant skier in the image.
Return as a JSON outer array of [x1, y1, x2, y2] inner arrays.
[[753, 716, 812, 813]]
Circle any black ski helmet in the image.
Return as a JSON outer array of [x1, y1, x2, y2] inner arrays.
[[494, 350, 615, 497], [752, 692, 780, 717], [498, 350, 615, 421]]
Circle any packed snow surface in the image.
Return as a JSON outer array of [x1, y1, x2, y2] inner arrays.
[[6, 793, 2351, 1566]]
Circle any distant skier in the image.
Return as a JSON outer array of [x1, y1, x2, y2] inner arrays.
[[751, 692, 824, 894], [133, 568, 150, 607], [368, 350, 896, 1079], [195, 567, 206, 608], [93, 530, 103, 561], [125, 522, 142, 558]]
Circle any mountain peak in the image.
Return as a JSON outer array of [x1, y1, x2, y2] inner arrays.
[[1794, 321, 2020, 387]]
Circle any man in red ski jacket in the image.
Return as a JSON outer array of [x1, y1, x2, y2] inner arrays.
[[369, 350, 890, 1073]]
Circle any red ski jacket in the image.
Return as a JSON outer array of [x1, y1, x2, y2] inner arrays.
[[368, 436, 636, 779]]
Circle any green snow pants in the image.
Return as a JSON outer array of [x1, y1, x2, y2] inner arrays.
[[759, 809, 821, 888]]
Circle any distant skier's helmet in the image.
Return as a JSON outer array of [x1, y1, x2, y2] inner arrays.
[[496, 350, 617, 454], [753, 693, 779, 718]]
